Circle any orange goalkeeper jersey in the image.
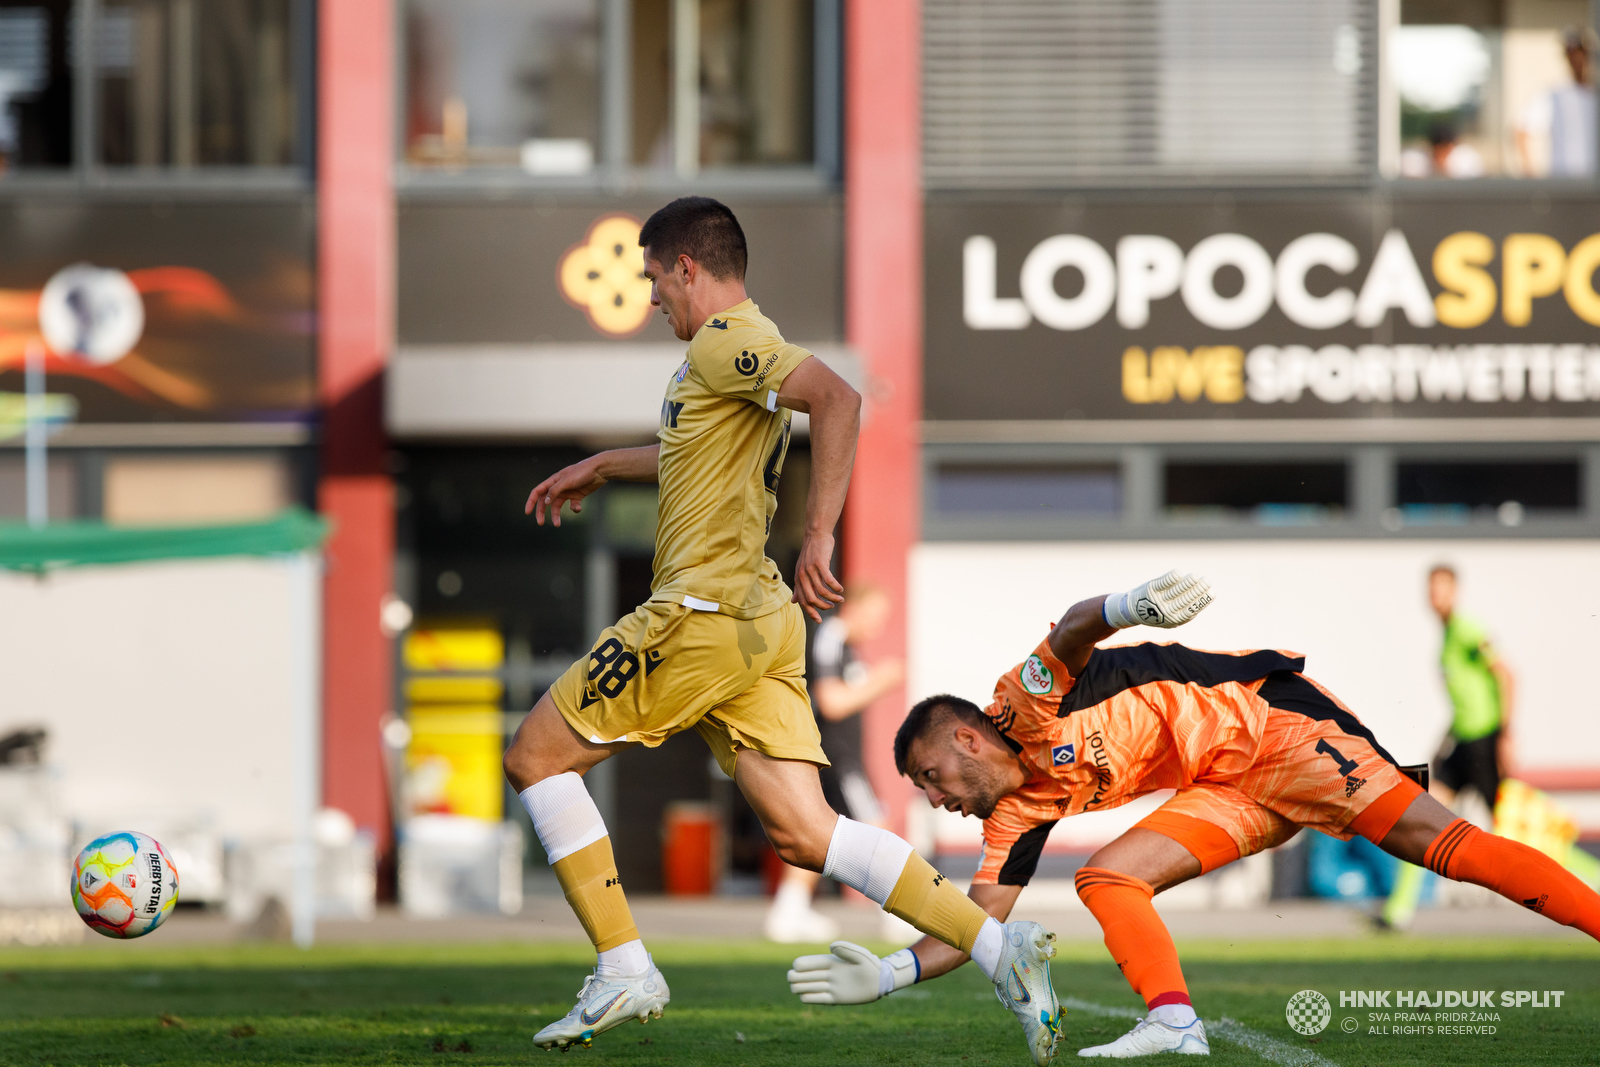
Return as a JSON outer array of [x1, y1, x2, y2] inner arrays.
[[974, 638, 1343, 884]]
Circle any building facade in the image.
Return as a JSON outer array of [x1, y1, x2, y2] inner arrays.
[[4, 0, 1596, 887]]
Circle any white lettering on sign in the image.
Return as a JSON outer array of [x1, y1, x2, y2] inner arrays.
[[963, 228, 1600, 333], [1243, 343, 1600, 404]]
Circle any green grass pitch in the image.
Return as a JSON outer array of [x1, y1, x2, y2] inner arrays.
[[1, 936, 1595, 1066]]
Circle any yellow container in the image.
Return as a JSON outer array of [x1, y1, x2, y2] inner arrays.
[[404, 626, 504, 672], [406, 675, 504, 705], [406, 706, 505, 822]]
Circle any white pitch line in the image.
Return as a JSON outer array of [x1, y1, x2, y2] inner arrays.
[[1060, 997, 1340, 1067], [1209, 1017, 1341, 1067]]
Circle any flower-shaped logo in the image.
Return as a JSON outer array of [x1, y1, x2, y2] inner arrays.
[[558, 214, 654, 338]]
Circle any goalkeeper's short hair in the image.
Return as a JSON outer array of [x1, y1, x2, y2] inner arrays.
[[894, 694, 995, 775]]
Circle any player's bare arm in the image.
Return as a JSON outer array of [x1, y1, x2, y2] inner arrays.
[[813, 659, 905, 722], [775, 356, 860, 622], [523, 444, 661, 526], [1489, 647, 1516, 773]]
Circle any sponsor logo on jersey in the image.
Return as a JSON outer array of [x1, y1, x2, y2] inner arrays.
[[645, 649, 666, 676], [706, 318, 729, 330], [751, 350, 782, 389], [1085, 731, 1115, 808], [735, 350, 760, 375], [1343, 774, 1367, 797], [1020, 655, 1053, 695], [674, 361, 690, 382], [1050, 743, 1075, 767]]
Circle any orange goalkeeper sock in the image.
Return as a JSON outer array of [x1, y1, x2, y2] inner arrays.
[[1424, 819, 1600, 940], [1075, 867, 1190, 1009]]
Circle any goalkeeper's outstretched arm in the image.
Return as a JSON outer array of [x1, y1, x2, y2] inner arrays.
[[786, 884, 1022, 1005], [1046, 570, 1214, 675]]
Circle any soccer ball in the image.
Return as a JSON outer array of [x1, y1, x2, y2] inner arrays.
[[71, 831, 180, 939]]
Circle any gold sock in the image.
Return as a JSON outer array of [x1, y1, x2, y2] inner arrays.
[[551, 837, 640, 952], [883, 851, 991, 954]]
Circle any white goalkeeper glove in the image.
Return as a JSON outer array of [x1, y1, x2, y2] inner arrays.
[[786, 942, 919, 1005], [1102, 570, 1213, 629]]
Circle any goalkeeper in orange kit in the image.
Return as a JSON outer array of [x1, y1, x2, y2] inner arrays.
[[787, 571, 1600, 1058]]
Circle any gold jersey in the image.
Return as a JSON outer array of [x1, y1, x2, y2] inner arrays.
[[650, 299, 813, 620]]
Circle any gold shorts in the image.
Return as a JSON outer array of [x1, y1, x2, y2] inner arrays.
[[548, 600, 826, 778]]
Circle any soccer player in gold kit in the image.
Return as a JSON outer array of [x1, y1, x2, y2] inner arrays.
[[503, 198, 1063, 1064]]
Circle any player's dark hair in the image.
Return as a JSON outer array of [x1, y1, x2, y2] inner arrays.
[[895, 694, 992, 776], [638, 196, 748, 281]]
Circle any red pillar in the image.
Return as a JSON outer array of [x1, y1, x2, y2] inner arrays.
[[318, 0, 395, 845], [844, 0, 922, 834]]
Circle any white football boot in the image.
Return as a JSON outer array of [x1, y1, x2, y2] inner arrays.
[[1077, 1014, 1209, 1057], [991, 921, 1064, 1066], [533, 961, 670, 1051]]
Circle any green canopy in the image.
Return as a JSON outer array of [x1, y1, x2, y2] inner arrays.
[[0, 507, 330, 573]]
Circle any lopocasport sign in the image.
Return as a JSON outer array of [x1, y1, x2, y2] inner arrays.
[[925, 194, 1600, 422]]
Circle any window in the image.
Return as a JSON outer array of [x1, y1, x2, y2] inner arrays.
[[923, 0, 1375, 189], [0, 2, 71, 169], [1389, 5, 1596, 179], [406, 0, 600, 172], [1396, 460, 1580, 523], [1165, 462, 1348, 523], [0, 0, 305, 176], [696, 0, 813, 167], [99, 0, 299, 167], [935, 464, 1121, 517], [404, 0, 826, 178]]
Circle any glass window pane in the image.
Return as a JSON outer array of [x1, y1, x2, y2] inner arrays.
[[1165, 462, 1347, 524], [0, 1, 72, 169], [98, 0, 298, 167], [406, 0, 600, 172], [1392, 18, 1596, 179], [699, 0, 812, 167], [936, 464, 1121, 517], [631, 0, 670, 166], [1396, 461, 1579, 517]]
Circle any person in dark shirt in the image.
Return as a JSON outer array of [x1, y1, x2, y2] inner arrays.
[[765, 582, 903, 942]]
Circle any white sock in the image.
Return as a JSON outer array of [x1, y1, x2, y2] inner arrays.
[[596, 939, 651, 978], [771, 879, 813, 913], [519, 772, 608, 863], [821, 816, 914, 906], [519, 773, 651, 974], [1151, 1002, 1197, 1028], [968, 917, 1005, 981]]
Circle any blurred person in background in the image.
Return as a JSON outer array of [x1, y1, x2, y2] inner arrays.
[[1380, 563, 1514, 929], [765, 582, 905, 943], [1516, 28, 1597, 177], [1429, 120, 1485, 178], [1427, 563, 1515, 809]]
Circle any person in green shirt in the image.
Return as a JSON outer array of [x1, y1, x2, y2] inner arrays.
[[1428, 563, 1516, 805], [1381, 563, 1516, 929]]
